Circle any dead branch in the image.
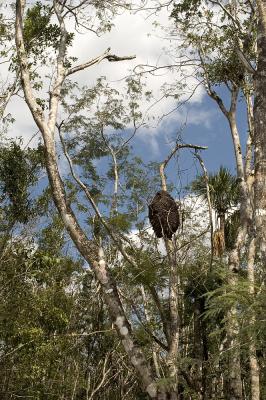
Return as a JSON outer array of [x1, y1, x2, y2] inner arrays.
[[67, 48, 135, 76], [160, 143, 208, 191]]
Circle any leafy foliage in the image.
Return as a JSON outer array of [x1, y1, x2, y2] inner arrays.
[[224, 210, 240, 250], [0, 141, 43, 223], [23, 2, 73, 55], [191, 166, 240, 216]]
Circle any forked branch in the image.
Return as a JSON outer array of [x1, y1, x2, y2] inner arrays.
[[160, 143, 207, 191]]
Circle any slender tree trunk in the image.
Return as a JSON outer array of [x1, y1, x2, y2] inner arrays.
[[245, 90, 260, 400], [166, 239, 180, 400], [226, 222, 245, 400], [240, 81, 261, 400], [160, 154, 181, 399], [201, 27, 259, 400], [254, 0, 266, 263], [141, 285, 161, 379], [246, 237, 260, 400], [165, 237, 179, 400], [225, 291, 243, 400], [148, 285, 171, 346], [193, 298, 208, 400], [224, 116, 245, 400], [243, 0, 266, 400]]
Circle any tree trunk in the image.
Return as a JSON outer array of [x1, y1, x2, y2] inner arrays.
[[15, 1, 159, 397], [194, 298, 209, 400], [226, 226, 245, 400], [160, 156, 181, 397], [219, 213, 226, 235], [247, 3, 266, 398], [165, 235, 180, 400], [254, 0, 266, 263], [225, 299, 243, 400], [243, 79, 261, 400], [247, 237, 260, 400]]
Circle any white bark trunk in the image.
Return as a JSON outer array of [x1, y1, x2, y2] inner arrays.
[[15, 1, 159, 397]]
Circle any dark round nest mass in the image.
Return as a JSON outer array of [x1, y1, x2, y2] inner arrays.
[[148, 190, 180, 239]]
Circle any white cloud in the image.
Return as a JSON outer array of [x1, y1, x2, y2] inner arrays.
[[68, 9, 205, 123], [1, 3, 207, 146], [175, 106, 216, 129], [5, 96, 40, 145]]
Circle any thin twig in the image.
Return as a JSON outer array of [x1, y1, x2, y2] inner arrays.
[[57, 125, 137, 268]]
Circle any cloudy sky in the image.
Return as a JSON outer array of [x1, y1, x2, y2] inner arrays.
[[1, 1, 247, 195]]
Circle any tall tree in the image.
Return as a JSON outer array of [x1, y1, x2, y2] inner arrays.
[[169, 1, 261, 398], [14, 1, 172, 397], [254, 0, 266, 264]]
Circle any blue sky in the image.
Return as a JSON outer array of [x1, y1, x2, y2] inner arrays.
[[129, 86, 247, 198], [2, 2, 248, 198]]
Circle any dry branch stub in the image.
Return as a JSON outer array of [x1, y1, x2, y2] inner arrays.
[[149, 191, 180, 239]]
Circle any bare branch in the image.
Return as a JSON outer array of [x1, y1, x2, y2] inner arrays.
[[209, 0, 256, 74], [209, 0, 242, 30], [120, 289, 169, 351], [235, 48, 256, 74], [133, 60, 200, 76], [88, 351, 113, 400], [175, 226, 210, 252], [198, 48, 229, 117], [106, 54, 136, 62], [160, 143, 208, 191], [67, 48, 136, 76], [148, 285, 171, 346]]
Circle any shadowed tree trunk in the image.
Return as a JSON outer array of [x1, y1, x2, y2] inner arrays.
[[254, 0, 266, 265], [193, 297, 209, 400], [248, 3, 266, 400]]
